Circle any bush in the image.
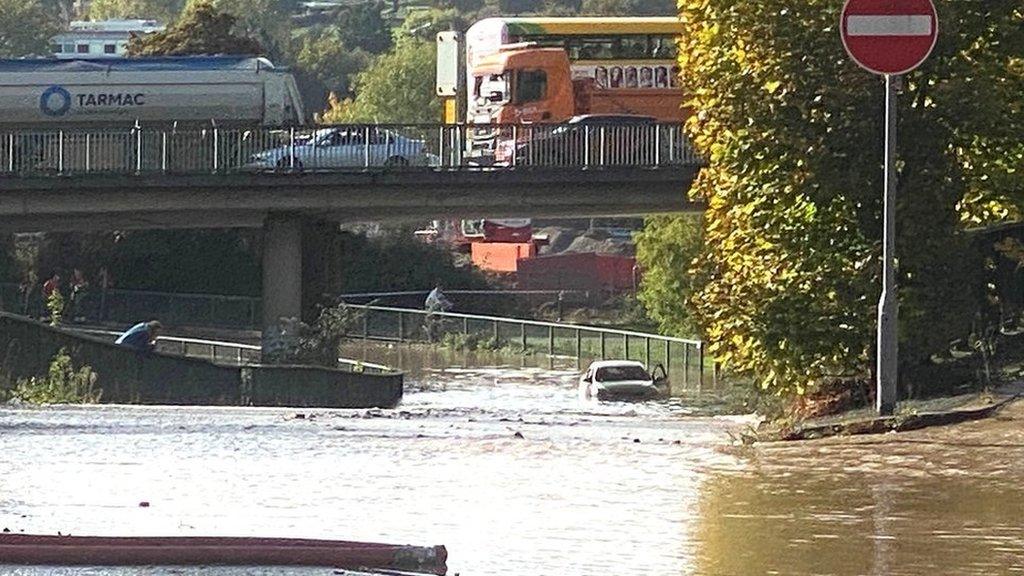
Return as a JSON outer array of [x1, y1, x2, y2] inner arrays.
[[7, 348, 100, 404]]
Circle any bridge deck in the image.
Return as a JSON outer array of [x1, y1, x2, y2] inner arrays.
[[0, 123, 703, 231]]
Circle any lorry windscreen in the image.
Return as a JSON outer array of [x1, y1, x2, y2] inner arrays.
[[474, 73, 509, 105]]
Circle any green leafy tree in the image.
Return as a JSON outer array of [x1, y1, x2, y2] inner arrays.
[[295, 29, 371, 100], [580, 0, 673, 16], [89, 0, 184, 24], [334, 1, 390, 54], [636, 1, 1023, 398], [634, 214, 702, 338], [0, 0, 59, 57], [210, 0, 296, 62], [320, 32, 438, 123], [127, 0, 263, 56]]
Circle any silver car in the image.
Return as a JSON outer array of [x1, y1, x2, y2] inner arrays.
[[245, 127, 435, 170], [579, 360, 668, 401]]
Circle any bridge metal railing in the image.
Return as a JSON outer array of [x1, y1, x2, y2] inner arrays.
[[0, 122, 700, 177], [342, 304, 716, 390]]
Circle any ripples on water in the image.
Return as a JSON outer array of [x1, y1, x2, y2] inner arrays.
[[0, 362, 742, 576], [2, 351, 1023, 575]]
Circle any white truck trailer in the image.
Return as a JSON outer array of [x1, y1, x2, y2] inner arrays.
[[0, 56, 305, 127]]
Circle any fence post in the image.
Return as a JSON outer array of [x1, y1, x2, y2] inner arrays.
[[463, 316, 469, 335], [511, 125, 518, 167], [7, 133, 13, 172], [135, 126, 142, 173], [213, 128, 219, 173], [666, 340, 672, 378], [85, 133, 91, 171], [492, 320, 499, 344], [600, 332, 606, 359], [683, 343, 690, 388], [623, 334, 628, 360], [364, 125, 371, 168], [548, 325, 554, 356], [575, 329, 582, 369], [645, 337, 651, 368], [289, 127, 295, 169], [698, 342, 705, 392], [520, 322, 527, 352], [58, 130, 64, 173], [161, 131, 168, 173], [584, 126, 590, 167], [654, 125, 661, 166]]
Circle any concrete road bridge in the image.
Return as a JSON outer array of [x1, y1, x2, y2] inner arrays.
[[0, 122, 703, 336]]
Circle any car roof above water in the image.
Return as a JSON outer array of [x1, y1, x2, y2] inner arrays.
[[586, 359, 647, 370]]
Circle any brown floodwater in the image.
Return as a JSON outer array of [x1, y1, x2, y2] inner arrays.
[[0, 344, 1021, 575]]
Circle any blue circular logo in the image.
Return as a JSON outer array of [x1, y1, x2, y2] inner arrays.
[[40, 86, 72, 117]]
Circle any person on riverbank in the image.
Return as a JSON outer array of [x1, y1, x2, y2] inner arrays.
[[424, 286, 453, 313], [423, 286, 453, 342], [42, 273, 60, 302], [115, 320, 162, 352], [69, 268, 89, 322]]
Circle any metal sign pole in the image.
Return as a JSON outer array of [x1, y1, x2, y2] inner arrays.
[[876, 73, 899, 415]]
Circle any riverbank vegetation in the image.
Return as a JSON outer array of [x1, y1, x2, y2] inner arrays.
[[636, 1, 1024, 418], [0, 347, 101, 404]]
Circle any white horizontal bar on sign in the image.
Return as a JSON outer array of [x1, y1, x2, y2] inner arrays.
[[846, 15, 933, 36]]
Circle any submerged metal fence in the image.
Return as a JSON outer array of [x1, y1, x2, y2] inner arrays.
[[342, 304, 715, 390], [75, 328, 394, 374], [3, 285, 711, 386], [0, 122, 700, 177]]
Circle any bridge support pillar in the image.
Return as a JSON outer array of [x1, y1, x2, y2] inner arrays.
[[262, 215, 303, 334]]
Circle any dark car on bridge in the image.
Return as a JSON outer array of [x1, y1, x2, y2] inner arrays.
[[503, 114, 680, 167]]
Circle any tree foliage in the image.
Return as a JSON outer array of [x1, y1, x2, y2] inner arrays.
[[127, 0, 263, 56], [636, 1, 1024, 397], [634, 214, 702, 338], [89, 0, 184, 24], [0, 0, 59, 58], [210, 0, 297, 61], [580, 0, 673, 17], [319, 26, 439, 124], [334, 1, 391, 54], [295, 30, 371, 101]]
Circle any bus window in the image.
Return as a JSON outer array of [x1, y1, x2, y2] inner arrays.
[[513, 70, 547, 104], [513, 33, 678, 61], [650, 35, 677, 59]]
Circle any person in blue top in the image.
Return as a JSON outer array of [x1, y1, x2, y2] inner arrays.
[[115, 320, 162, 352]]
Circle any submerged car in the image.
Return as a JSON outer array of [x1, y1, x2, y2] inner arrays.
[[245, 127, 435, 170], [578, 360, 668, 401]]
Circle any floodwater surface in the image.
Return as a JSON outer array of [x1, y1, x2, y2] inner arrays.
[[1, 346, 1022, 575]]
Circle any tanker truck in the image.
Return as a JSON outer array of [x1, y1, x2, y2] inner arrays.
[[0, 56, 305, 172], [0, 55, 305, 127]]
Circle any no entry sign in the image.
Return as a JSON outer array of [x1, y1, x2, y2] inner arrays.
[[841, 0, 938, 75]]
